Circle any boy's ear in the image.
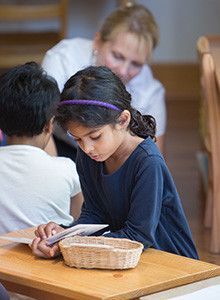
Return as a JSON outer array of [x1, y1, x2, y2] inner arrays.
[[117, 110, 131, 129], [43, 117, 54, 134]]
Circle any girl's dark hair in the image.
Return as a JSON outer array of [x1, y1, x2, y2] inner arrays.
[[56, 66, 156, 139]]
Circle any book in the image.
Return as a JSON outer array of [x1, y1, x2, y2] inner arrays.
[[0, 224, 109, 245], [46, 224, 109, 245], [0, 236, 33, 244]]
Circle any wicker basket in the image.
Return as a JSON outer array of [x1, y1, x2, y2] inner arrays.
[[59, 236, 144, 270]]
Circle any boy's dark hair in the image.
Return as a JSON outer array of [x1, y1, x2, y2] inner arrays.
[[56, 66, 156, 139], [0, 62, 60, 137]]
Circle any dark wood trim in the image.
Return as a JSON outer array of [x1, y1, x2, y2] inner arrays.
[[152, 63, 200, 99]]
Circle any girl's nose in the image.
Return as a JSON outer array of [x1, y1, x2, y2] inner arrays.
[[83, 142, 94, 154]]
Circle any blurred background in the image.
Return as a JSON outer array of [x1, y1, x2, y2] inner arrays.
[[1, 0, 220, 63], [0, 0, 220, 263], [1, 0, 220, 97]]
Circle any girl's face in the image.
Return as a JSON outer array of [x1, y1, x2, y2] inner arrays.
[[67, 122, 126, 162], [94, 31, 149, 84]]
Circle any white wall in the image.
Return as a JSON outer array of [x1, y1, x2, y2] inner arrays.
[[141, 0, 220, 62], [66, 0, 220, 63], [66, 0, 115, 39]]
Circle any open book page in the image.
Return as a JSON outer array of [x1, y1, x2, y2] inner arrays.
[[0, 236, 33, 244], [0, 227, 36, 244], [0, 224, 109, 245]]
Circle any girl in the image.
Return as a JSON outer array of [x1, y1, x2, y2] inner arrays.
[[31, 66, 198, 260], [0, 130, 6, 146]]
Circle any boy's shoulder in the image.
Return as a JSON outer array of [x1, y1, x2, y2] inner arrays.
[[0, 144, 77, 174], [48, 155, 77, 173], [33, 152, 79, 183]]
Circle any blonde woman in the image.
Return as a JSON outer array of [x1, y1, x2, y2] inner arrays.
[[43, 4, 166, 154]]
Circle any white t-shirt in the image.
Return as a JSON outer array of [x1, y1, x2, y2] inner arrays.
[[42, 37, 166, 136], [0, 145, 81, 234]]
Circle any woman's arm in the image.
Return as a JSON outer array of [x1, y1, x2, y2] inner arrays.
[[156, 134, 165, 154], [42, 50, 66, 92]]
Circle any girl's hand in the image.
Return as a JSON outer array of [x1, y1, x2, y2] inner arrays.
[[34, 222, 64, 239], [30, 237, 60, 258]]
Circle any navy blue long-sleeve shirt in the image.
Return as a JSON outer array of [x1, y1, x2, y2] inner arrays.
[[76, 137, 198, 259], [0, 283, 9, 300]]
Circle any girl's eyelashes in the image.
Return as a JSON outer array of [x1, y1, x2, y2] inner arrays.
[[67, 131, 101, 141], [67, 131, 75, 139], [67, 131, 81, 142], [90, 134, 101, 140]]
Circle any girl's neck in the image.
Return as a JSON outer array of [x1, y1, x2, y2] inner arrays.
[[104, 134, 144, 174]]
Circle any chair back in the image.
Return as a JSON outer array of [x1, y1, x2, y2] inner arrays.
[[0, 0, 68, 68], [197, 35, 220, 64], [198, 36, 220, 253]]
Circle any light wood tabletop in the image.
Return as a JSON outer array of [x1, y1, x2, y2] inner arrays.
[[0, 228, 220, 300]]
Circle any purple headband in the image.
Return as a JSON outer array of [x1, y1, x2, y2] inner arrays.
[[59, 100, 121, 112]]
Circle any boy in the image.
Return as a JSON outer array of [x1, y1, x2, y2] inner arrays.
[[0, 62, 83, 234]]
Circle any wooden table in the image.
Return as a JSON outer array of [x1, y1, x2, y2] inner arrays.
[[0, 229, 220, 300]]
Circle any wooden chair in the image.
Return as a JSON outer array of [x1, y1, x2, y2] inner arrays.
[[0, 0, 68, 68], [197, 35, 220, 58], [197, 36, 220, 253], [197, 36, 214, 230]]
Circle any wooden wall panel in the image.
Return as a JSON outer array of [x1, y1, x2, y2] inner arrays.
[[152, 63, 200, 99]]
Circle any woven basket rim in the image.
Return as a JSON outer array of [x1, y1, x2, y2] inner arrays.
[[59, 236, 144, 250], [59, 236, 144, 270]]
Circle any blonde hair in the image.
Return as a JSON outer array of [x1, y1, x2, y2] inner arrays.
[[99, 4, 159, 56]]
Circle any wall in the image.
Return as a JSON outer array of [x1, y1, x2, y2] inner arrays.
[[1, 0, 219, 97], [142, 0, 220, 63], [66, 0, 220, 63], [0, 0, 219, 63]]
